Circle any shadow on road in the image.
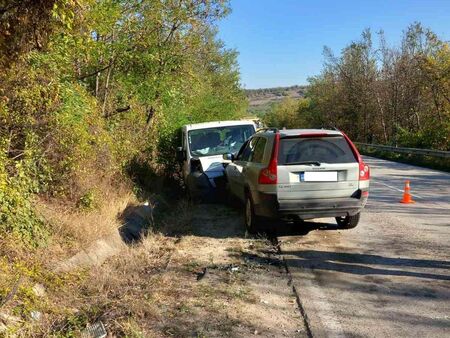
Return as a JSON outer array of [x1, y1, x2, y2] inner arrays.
[[271, 219, 340, 237], [281, 249, 450, 281], [182, 202, 342, 239], [163, 200, 349, 240]]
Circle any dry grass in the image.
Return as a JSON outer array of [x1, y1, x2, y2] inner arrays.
[[0, 175, 138, 337], [15, 233, 254, 337], [3, 201, 264, 337], [2, 196, 301, 337], [36, 182, 135, 260]]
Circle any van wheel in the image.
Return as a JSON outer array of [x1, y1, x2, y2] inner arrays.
[[335, 212, 360, 229], [245, 195, 258, 233]]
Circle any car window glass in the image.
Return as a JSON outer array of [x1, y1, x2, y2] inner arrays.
[[278, 136, 357, 164], [250, 137, 266, 163], [239, 137, 258, 162], [235, 140, 249, 160]]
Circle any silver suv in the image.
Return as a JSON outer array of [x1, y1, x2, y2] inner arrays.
[[223, 128, 370, 231]]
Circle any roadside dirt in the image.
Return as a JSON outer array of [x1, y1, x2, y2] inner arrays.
[[29, 202, 307, 337], [161, 203, 307, 337]]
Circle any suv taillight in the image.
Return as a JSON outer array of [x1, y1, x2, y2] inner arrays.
[[340, 131, 370, 181], [359, 162, 370, 180], [258, 133, 280, 184]]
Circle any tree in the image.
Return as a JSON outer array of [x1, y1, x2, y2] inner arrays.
[[263, 97, 312, 129], [0, 0, 75, 68], [306, 23, 450, 150]]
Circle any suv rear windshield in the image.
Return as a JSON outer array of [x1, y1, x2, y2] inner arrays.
[[278, 136, 357, 165]]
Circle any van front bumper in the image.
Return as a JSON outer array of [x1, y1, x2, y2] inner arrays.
[[253, 191, 368, 220], [186, 171, 226, 200]]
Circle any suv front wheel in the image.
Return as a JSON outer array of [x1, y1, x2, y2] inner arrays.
[[335, 212, 360, 229]]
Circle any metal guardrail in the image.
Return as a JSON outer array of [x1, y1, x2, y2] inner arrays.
[[354, 143, 450, 158]]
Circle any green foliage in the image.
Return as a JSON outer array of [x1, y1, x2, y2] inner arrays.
[[51, 82, 113, 186], [77, 190, 97, 210], [0, 142, 48, 246], [263, 97, 312, 129], [0, 0, 76, 68], [305, 23, 450, 150], [0, 0, 247, 244]]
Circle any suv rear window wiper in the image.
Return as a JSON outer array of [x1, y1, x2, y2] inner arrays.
[[287, 161, 321, 166]]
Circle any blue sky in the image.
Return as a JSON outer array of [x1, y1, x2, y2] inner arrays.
[[218, 0, 450, 89]]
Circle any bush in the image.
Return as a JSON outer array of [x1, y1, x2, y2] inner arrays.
[[0, 144, 48, 246]]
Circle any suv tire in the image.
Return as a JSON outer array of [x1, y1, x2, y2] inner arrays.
[[335, 212, 360, 229], [245, 195, 259, 233]]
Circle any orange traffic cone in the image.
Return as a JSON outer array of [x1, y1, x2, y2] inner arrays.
[[400, 180, 415, 204]]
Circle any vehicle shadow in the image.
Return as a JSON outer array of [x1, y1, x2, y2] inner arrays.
[[281, 249, 450, 281], [177, 202, 341, 239], [269, 219, 339, 237], [248, 246, 450, 282]]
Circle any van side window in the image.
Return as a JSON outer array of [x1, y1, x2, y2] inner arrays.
[[250, 137, 266, 163]]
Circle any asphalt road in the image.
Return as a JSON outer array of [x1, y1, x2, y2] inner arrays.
[[279, 156, 450, 337]]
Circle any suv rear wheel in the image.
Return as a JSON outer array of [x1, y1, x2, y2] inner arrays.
[[245, 195, 258, 233], [335, 212, 360, 229]]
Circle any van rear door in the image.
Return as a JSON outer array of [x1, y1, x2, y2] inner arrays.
[[276, 135, 359, 200]]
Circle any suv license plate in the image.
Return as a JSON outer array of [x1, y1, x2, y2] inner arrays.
[[301, 171, 337, 182]]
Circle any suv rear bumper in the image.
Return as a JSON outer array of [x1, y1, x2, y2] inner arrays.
[[253, 191, 368, 220]]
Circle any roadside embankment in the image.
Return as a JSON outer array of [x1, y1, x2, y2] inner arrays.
[[358, 144, 450, 172]]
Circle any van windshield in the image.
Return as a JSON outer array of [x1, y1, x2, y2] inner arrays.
[[188, 125, 255, 157]]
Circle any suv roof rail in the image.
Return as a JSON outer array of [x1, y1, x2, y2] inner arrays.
[[319, 125, 341, 131], [257, 127, 279, 133]]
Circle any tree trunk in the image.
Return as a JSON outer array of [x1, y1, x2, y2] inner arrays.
[[101, 59, 113, 116]]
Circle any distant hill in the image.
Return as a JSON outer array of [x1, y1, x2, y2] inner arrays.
[[245, 85, 307, 116]]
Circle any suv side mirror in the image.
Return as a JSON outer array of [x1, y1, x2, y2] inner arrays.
[[222, 153, 234, 161], [176, 147, 186, 162]]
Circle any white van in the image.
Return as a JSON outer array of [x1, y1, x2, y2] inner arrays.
[[177, 120, 256, 199]]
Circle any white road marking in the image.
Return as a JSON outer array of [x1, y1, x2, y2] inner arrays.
[[371, 180, 423, 199]]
